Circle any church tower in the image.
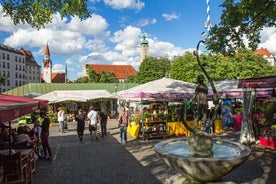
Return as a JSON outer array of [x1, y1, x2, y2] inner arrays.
[[43, 42, 52, 83], [140, 33, 149, 62]]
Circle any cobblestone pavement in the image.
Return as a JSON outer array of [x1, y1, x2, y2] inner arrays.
[[33, 119, 276, 184]]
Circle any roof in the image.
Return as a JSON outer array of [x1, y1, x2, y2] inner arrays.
[[35, 90, 112, 103], [19, 48, 40, 67], [88, 64, 137, 79], [255, 48, 272, 57], [45, 43, 50, 55], [3, 83, 138, 97], [40, 73, 66, 83]]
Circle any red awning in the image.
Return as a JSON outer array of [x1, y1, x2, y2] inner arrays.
[[238, 76, 276, 88], [0, 94, 48, 123]]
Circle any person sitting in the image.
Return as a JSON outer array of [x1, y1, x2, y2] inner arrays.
[[13, 126, 33, 149]]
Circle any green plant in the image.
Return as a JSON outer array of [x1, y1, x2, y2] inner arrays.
[[235, 107, 243, 115], [263, 101, 276, 124]]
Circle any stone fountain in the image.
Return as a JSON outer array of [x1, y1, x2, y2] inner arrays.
[[154, 40, 251, 183]]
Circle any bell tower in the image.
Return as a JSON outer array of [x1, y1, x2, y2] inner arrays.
[[43, 42, 52, 83], [140, 33, 149, 62]]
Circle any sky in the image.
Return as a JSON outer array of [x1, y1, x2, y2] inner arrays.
[[0, 0, 275, 80]]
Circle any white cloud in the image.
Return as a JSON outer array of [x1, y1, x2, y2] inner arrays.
[[103, 0, 144, 10], [53, 64, 65, 73], [110, 26, 141, 56], [67, 14, 109, 38], [137, 18, 157, 27], [259, 27, 276, 53], [162, 13, 179, 21]]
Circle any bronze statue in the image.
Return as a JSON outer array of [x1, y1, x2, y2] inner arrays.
[[192, 74, 208, 130]]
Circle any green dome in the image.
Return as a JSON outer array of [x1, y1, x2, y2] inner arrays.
[[140, 35, 149, 45]]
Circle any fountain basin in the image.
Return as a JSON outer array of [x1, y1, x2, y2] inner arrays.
[[154, 137, 251, 182]]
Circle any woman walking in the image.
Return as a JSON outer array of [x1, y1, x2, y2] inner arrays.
[[117, 107, 130, 144]]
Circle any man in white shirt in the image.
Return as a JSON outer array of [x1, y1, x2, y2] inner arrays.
[[87, 105, 99, 140], [57, 107, 66, 133]]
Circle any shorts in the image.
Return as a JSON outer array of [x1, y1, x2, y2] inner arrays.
[[89, 124, 97, 131]]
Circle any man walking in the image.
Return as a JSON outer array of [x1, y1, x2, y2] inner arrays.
[[87, 105, 99, 140], [57, 107, 66, 133], [98, 107, 109, 137]]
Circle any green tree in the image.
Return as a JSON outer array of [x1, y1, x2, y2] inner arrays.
[[98, 71, 118, 83], [136, 56, 170, 84], [170, 49, 276, 83], [74, 76, 89, 83], [86, 67, 100, 82], [170, 52, 200, 83], [1, 0, 90, 29], [207, 0, 276, 55]]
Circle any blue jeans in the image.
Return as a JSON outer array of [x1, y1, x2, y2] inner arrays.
[[59, 121, 65, 133], [119, 126, 127, 143]]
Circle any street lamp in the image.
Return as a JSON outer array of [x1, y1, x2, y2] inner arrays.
[[114, 83, 118, 94]]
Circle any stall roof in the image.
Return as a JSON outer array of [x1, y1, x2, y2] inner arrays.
[[238, 76, 276, 88], [35, 90, 113, 104], [0, 94, 48, 123], [117, 77, 197, 101]]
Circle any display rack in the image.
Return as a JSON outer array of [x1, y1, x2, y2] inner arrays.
[[139, 120, 167, 141]]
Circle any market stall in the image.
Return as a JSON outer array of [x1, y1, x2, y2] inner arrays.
[[238, 76, 276, 148], [0, 94, 48, 183], [117, 77, 197, 140]]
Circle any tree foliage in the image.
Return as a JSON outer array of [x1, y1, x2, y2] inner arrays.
[[74, 67, 119, 83], [98, 71, 118, 83], [1, 0, 90, 29], [136, 56, 170, 84], [207, 0, 276, 55], [170, 50, 276, 83]]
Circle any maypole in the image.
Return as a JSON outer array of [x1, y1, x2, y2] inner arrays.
[[203, 0, 212, 39]]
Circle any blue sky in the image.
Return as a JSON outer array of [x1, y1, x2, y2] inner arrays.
[[0, 0, 275, 80]]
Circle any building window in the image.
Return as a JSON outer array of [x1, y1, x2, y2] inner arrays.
[[7, 62, 10, 69], [7, 80, 10, 86], [15, 81, 18, 86], [7, 54, 9, 60], [3, 71, 5, 77], [15, 56, 17, 62], [15, 73, 18, 78], [15, 65, 18, 70], [2, 53, 5, 59], [19, 57, 21, 63], [2, 62, 5, 68], [7, 71, 10, 77]]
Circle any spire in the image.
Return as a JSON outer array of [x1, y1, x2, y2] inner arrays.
[[45, 42, 50, 56]]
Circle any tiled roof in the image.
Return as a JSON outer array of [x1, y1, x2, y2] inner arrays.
[[19, 48, 40, 67], [40, 73, 66, 83], [3, 83, 138, 97], [255, 48, 272, 57], [88, 64, 137, 79]]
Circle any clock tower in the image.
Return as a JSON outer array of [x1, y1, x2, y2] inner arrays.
[[43, 42, 52, 83]]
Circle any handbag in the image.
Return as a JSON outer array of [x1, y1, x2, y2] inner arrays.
[[118, 117, 122, 128]]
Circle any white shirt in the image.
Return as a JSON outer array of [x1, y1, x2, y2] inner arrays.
[[87, 110, 98, 125], [58, 110, 65, 122]]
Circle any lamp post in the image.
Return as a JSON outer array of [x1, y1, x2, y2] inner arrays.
[[114, 83, 118, 94], [113, 83, 118, 117]]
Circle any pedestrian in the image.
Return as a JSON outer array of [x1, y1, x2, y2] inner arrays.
[[40, 112, 53, 160], [75, 109, 86, 141], [57, 107, 66, 133], [117, 107, 130, 144], [98, 107, 109, 137], [87, 106, 99, 140]]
